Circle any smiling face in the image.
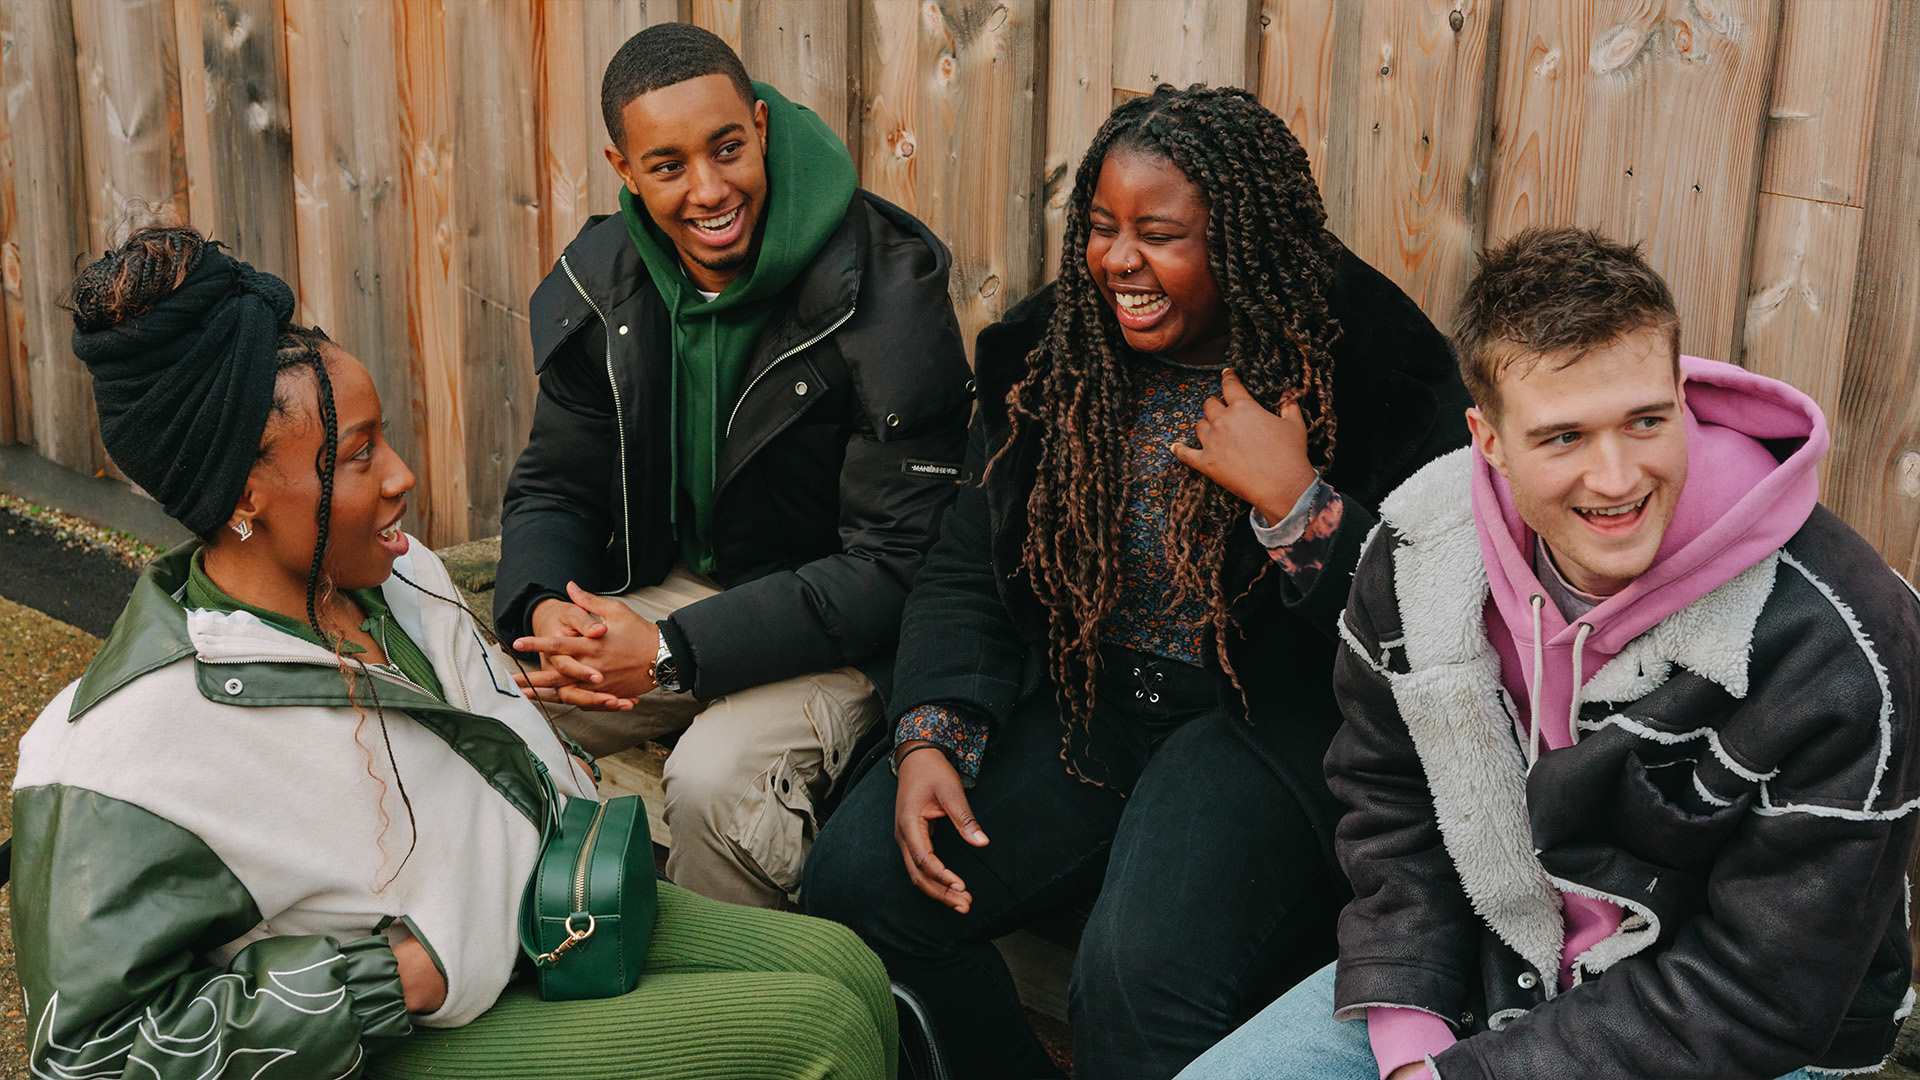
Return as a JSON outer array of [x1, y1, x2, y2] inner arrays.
[[1467, 323, 1688, 596], [1085, 149, 1228, 366], [606, 73, 769, 294], [232, 348, 417, 596]]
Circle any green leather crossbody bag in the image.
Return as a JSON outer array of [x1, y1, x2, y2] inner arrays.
[[519, 768, 659, 1001]]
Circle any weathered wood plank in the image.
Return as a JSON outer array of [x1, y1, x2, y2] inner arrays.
[[399, 0, 466, 545], [1041, 0, 1112, 280], [1573, 1, 1781, 362], [284, 0, 439, 537], [691, 0, 860, 149], [174, 0, 300, 286], [1322, 0, 1499, 322], [863, 0, 1045, 353], [1827, 0, 1920, 575], [71, 0, 187, 249], [1740, 192, 1862, 490], [1485, 0, 1589, 241], [537, 0, 685, 272], [1759, 0, 1887, 207], [2, 0, 98, 472], [1110, 0, 1259, 98], [447, 2, 542, 541], [0, 28, 24, 446], [1254, 0, 1339, 186]]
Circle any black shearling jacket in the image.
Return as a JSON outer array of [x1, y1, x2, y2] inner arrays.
[[1329, 447, 1920, 1078], [495, 192, 971, 701]]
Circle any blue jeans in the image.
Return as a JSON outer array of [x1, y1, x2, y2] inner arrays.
[[1176, 962, 1816, 1080]]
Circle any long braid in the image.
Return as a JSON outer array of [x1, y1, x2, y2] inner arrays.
[[277, 334, 419, 888], [990, 85, 1343, 765]]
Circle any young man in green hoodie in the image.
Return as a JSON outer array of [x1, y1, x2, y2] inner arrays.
[[495, 23, 972, 908]]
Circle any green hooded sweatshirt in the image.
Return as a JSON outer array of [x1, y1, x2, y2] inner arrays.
[[620, 81, 857, 575]]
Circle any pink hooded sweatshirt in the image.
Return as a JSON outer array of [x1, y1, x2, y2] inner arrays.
[[1368, 357, 1829, 1077]]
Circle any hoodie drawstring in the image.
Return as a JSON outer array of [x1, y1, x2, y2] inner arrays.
[[1528, 595, 1546, 769], [1526, 594, 1594, 768], [1568, 621, 1592, 745]]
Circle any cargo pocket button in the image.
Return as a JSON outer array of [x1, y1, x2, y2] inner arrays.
[[794, 381, 809, 397], [224, 678, 244, 695]]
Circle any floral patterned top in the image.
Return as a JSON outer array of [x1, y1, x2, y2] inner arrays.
[[895, 361, 1346, 782]]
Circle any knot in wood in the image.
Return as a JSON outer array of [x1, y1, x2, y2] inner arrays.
[[1900, 452, 1920, 499]]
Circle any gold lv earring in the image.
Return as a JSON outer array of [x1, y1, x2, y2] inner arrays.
[[231, 519, 254, 542]]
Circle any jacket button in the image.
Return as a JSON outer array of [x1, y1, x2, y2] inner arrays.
[[965, 378, 976, 393], [1517, 971, 1540, 990], [617, 324, 629, 335], [886, 413, 901, 427], [794, 380, 809, 396], [561, 316, 570, 326], [223, 677, 244, 695]]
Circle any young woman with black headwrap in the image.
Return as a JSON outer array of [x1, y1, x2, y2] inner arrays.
[[802, 85, 1472, 1079], [10, 226, 896, 1079]]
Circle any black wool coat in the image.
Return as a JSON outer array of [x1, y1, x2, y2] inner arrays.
[[495, 192, 973, 701], [889, 243, 1473, 869]]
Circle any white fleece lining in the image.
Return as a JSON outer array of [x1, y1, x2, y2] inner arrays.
[[1778, 551, 1895, 811], [1691, 772, 1734, 808], [1330, 1001, 1456, 1026], [1577, 713, 1780, 783], [1380, 449, 1567, 989], [1552, 874, 1663, 978], [1578, 554, 1777, 705], [1338, 612, 1394, 679]]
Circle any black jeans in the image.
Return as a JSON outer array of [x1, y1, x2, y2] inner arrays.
[[802, 647, 1342, 1080]]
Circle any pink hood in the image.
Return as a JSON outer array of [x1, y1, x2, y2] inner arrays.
[[1473, 356, 1828, 751], [1471, 356, 1827, 987]]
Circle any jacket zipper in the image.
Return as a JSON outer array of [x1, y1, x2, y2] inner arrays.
[[559, 254, 634, 594], [724, 305, 856, 437], [571, 799, 608, 913]]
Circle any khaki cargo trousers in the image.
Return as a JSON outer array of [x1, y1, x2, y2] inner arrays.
[[554, 567, 881, 909]]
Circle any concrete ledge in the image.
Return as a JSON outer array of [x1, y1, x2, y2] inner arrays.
[[0, 446, 192, 550]]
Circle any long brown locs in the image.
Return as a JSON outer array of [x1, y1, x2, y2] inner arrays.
[[987, 85, 1343, 782]]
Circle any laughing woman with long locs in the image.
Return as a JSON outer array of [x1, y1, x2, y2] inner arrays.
[[10, 226, 896, 1080], [803, 85, 1473, 1079]]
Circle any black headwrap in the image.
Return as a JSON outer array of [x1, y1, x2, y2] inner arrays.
[[71, 245, 294, 537]]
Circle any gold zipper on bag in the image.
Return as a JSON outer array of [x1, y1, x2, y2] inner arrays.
[[572, 800, 608, 911], [536, 799, 608, 966]]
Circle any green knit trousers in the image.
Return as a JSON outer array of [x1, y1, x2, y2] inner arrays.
[[366, 882, 897, 1079]]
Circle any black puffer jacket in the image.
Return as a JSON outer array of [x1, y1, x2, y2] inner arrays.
[[495, 193, 971, 700], [1329, 449, 1920, 1078], [889, 246, 1470, 865]]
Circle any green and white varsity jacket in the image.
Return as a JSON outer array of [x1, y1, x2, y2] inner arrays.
[[11, 539, 595, 1078]]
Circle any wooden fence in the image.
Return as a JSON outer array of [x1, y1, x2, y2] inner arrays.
[[1, 0, 1915, 569]]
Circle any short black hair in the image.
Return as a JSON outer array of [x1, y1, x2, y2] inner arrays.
[[601, 23, 754, 151]]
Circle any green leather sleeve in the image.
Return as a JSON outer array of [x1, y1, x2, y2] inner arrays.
[[11, 784, 412, 1078]]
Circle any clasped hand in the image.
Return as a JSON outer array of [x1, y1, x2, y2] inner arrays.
[[1168, 368, 1318, 522], [511, 581, 657, 709]]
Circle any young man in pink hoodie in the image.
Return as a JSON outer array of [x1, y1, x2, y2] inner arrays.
[[1179, 228, 1920, 1080]]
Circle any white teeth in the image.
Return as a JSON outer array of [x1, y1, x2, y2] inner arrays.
[[379, 523, 400, 541], [1579, 497, 1646, 518], [1116, 292, 1168, 314], [692, 208, 740, 232]]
